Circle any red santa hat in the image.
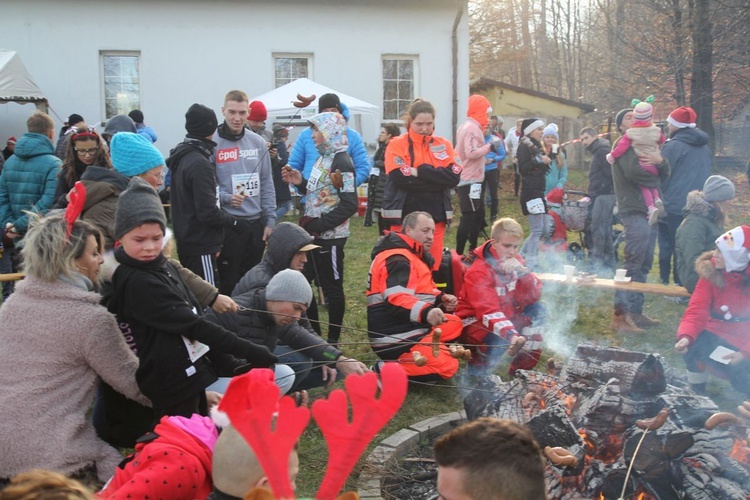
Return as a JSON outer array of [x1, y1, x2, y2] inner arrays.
[[7, 137, 16, 144], [546, 187, 565, 206], [715, 225, 750, 273], [667, 106, 697, 129]]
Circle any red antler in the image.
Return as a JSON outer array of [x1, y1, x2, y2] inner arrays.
[[218, 369, 310, 499], [64, 181, 87, 239], [313, 363, 408, 499]]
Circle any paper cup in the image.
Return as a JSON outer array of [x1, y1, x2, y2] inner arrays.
[[615, 269, 627, 280], [564, 265, 575, 281]]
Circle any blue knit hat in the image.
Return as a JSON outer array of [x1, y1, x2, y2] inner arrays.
[[111, 132, 164, 177]]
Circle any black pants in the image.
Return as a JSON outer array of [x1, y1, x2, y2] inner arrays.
[[513, 161, 521, 196], [179, 252, 220, 288], [483, 169, 500, 221], [658, 213, 683, 285], [217, 218, 265, 295], [304, 240, 346, 345], [456, 184, 486, 256], [683, 330, 750, 397]]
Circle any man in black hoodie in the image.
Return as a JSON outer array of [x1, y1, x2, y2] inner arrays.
[[167, 103, 241, 287], [580, 127, 614, 274]]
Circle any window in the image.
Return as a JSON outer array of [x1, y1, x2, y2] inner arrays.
[[274, 54, 312, 88], [383, 57, 417, 121], [101, 52, 141, 118]]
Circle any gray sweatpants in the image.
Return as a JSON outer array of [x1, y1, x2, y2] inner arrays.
[[589, 194, 616, 273], [614, 213, 657, 315]]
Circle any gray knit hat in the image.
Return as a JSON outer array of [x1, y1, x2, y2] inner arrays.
[[114, 177, 167, 240], [266, 269, 312, 306], [703, 175, 735, 203]]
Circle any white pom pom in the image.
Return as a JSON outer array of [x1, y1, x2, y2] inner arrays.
[[210, 406, 231, 428], [725, 312, 733, 320], [721, 305, 729, 312]]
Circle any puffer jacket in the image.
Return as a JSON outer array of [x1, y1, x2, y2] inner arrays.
[[677, 252, 750, 354], [611, 136, 670, 217], [586, 137, 612, 198], [288, 123, 370, 186], [661, 127, 712, 216], [0, 132, 61, 233], [675, 190, 725, 293]]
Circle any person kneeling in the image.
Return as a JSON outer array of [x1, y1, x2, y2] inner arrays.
[[456, 217, 545, 376], [367, 211, 462, 382]]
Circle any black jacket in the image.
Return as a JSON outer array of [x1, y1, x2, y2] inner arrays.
[[586, 137, 613, 198], [107, 248, 276, 408], [271, 139, 292, 205], [166, 136, 235, 256], [518, 136, 548, 214]]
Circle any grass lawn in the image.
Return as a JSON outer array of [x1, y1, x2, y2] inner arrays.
[[291, 166, 750, 496]]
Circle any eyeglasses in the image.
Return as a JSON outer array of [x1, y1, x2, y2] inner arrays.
[[75, 147, 99, 156]]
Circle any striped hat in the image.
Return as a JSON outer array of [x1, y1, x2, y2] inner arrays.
[[633, 101, 653, 122]]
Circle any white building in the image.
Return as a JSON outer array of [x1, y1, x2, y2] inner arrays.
[[1, 0, 470, 155]]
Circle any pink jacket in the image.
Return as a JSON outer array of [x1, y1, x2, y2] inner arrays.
[[456, 95, 492, 185]]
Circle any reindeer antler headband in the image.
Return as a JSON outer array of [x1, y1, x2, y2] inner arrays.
[[217, 364, 408, 500]]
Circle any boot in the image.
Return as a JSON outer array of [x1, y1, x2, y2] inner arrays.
[[631, 312, 661, 328], [610, 313, 645, 333]]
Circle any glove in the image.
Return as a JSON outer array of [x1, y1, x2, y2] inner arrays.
[[490, 136, 503, 154], [243, 342, 278, 368]]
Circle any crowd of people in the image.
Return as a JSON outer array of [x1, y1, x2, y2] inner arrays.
[[0, 89, 748, 500]]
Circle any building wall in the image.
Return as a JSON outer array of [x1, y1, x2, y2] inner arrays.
[[1, 0, 469, 155]]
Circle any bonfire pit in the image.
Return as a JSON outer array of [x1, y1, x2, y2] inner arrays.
[[371, 344, 750, 500]]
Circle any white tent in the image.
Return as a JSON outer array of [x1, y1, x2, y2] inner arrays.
[[250, 78, 379, 120], [0, 50, 47, 109]]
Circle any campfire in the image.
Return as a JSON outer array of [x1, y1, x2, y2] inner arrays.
[[464, 344, 750, 499]]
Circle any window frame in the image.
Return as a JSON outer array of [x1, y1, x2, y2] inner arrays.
[[382, 55, 418, 123], [273, 53, 313, 88], [100, 51, 141, 119]]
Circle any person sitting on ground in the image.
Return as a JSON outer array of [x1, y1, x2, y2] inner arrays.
[[367, 211, 462, 382], [674, 225, 750, 397], [434, 417, 548, 500], [1, 469, 95, 499], [456, 217, 545, 376], [606, 97, 667, 225], [0, 212, 150, 486], [675, 175, 736, 294], [228, 222, 368, 392], [105, 177, 277, 422]]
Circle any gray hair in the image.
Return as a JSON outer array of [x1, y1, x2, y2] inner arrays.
[[402, 211, 433, 230], [21, 212, 103, 282]]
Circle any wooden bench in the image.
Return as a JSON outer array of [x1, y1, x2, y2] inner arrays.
[[536, 273, 690, 298]]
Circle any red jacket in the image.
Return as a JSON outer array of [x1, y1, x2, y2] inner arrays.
[[99, 415, 218, 500], [456, 241, 543, 339], [367, 232, 444, 359], [677, 252, 750, 354]]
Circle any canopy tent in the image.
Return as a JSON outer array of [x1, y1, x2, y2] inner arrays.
[[0, 50, 47, 110], [250, 78, 379, 120]]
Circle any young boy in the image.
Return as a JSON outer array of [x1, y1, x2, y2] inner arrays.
[[107, 177, 277, 420]]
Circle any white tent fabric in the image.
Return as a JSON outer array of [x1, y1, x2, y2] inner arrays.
[[0, 50, 46, 103], [250, 78, 379, 119]]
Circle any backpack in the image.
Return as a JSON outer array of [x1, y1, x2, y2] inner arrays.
[[433, 248, 475, 297]]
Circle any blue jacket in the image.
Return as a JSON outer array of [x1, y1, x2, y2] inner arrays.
[[660, 127, 712, 216], [288, 126, 370, 186], [136, 124, 158, 143], [545, 151, 568, 195], [484, 135, 506, 171], [0, 133, 61, 233]]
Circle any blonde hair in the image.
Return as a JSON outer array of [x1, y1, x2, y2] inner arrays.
[[0, 469, 94, 499], [491, 217, 524, 240], [21, 212, 103, 282], [27, 111, 55, 135], [224, 90, 249, 105]]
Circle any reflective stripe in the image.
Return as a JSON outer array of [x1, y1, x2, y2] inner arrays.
[[416, 293, 437, 301], [462, 317, 477, 326], [381, 209, 403, 219], [686, 370, 709, 384], [492, 320, 515, 336], [371, 328, 429, 345], [383, 285, 415, 298], [482, 312, 507, 328], [367, 293, 385, 305], [526, 340, 543, 350], [410, 301, 430, 323], [446, 210, 454, 219]]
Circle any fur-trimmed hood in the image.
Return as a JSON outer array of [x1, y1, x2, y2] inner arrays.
[[695, 250, 750, 288], [682, 190, 716, 218]]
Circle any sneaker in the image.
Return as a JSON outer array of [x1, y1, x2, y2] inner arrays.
[[647, 206, 660, 226]]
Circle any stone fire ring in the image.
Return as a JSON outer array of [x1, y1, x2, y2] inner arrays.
[[357, 411, 467, 499]]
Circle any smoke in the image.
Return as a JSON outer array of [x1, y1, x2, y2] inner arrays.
[[540, 281, 582, 358]]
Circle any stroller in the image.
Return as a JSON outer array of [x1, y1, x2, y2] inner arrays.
[[557, 189, 624, 265]]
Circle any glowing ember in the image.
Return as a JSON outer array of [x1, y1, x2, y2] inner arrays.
[[730, 438, 750, 463]]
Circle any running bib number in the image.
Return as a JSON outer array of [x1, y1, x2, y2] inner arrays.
[[469, 183, 482, 200], [232, 173, 260, 197]]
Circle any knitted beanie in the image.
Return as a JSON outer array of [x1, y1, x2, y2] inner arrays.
[[7, 137, 16, 144], [633, 101, 653, 122], [111, 132, 165, 177], [266, 269, 313, 306], [318, 93, 342, 113], [522, 118, 544, 137], [667, 106, 697, 129], [185, 103, 218, 137], [114, 177, 166, 239], [103, 114, 137, 138], [615, 108, 633, 131], [248, 101, 268, 122], [715, 225, 750, 273], [128, 110, 144, 124], [703, 175, 735, 203], [542, 123, 559, 140], [67, 113, 84, 126]]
